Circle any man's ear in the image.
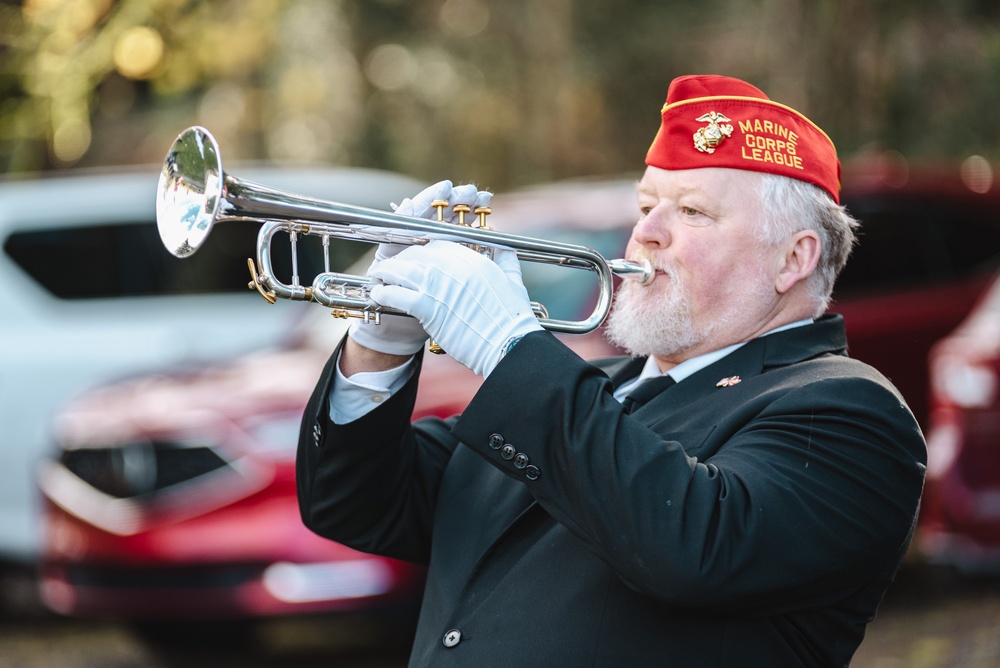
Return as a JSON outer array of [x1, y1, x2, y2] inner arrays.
[[775, 230, 821, 294]]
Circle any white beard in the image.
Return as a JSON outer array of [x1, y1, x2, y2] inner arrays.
[[604, 261, 774, 359], [604, 266, 703, 359]]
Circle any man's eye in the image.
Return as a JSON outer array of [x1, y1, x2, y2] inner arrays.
[[679, 206, 712, 227], [639, 206, 653, 217]]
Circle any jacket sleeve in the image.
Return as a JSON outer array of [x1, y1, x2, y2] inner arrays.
[[296, 337, 460, 564], [450, 330, 927, 612]]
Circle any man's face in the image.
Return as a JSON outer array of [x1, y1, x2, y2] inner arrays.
[[605, 166, 783, 364]]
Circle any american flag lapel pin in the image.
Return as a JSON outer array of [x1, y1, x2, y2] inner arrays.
[[716, 375, 741, 388]]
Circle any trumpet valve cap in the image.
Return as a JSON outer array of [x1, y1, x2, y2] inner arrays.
[[430, 199, 449, 221], [473, 206, 492, 228], [452, 204, 471, 226]]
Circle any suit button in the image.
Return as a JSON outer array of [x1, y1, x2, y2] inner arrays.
[[488, 433, 504, 449], [443, 629, 462, 648], [500, 444, 516, 460], [525, 465, 541, 481], [513, 453, 529, 469]]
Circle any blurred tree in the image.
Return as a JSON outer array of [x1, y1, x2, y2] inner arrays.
[[2, 0, 1000, 189]]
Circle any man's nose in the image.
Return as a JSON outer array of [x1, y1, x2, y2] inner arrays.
[[631, 207, 671, 249]]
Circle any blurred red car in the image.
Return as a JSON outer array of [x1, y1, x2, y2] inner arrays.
[[921, 273, 1000, 573], [36, 158, 1000, 633]]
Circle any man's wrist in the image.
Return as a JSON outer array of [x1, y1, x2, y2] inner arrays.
[[500, 333, 527, 360], [340, 337, 414, 377]]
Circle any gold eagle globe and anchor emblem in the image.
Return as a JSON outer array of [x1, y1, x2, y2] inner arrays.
[[693, 111, 734, 154]]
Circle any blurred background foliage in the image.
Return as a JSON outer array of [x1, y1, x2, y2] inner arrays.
[[2, 0, 1000, 191]]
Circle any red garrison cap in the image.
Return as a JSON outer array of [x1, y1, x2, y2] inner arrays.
[[645, 74, 841, 203]]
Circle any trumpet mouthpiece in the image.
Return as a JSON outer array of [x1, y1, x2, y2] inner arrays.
[[608, 258, 654, 285]]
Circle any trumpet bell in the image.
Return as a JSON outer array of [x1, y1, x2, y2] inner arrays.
[[156, 126, 225, 258]]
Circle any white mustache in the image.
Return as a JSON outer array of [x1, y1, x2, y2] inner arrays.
[[627, 250, 674, 281]]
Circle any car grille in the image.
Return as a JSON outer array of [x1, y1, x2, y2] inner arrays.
[[64, 563, 262, 589], [60, 442, 230, 499]]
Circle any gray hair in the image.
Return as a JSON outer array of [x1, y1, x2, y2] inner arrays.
[[755, 173, 859, 316]]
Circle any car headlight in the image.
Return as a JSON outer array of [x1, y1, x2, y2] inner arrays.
[[262, 560, 395, 603]]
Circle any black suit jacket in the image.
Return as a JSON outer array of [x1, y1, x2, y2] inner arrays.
[[297, 314, 926, 667]]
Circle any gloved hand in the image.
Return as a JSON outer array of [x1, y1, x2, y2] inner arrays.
[[367, 240, 543, 377], [346, 240, 427, 355], [347, 180, 494, 355]]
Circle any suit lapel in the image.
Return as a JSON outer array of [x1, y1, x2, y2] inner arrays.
[[484, 469, 536, 528], [460, 474, 545, 591]]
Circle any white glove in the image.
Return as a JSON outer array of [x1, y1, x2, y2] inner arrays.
[[346, 241, 427, 355], [347, 180, 493, 355], [367, 240, 542, 377]]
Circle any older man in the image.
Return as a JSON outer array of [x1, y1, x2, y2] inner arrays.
[[297, 74, 926, 667]]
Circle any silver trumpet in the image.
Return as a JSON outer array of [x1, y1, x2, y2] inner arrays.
[[156, 126, 652, 334]]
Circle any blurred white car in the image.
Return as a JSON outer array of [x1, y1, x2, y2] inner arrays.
[[0, 164, 423, 562]]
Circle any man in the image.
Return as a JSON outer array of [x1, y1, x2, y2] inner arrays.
[[297, 74, 926, 667]]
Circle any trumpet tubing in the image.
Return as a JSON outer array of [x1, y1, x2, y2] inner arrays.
[[156, 126, 652, 334]]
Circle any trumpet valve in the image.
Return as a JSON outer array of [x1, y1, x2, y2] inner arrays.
[[431, 199, 449, 221], [474, 206, 492, 229], [452, 203, 471, 226]]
